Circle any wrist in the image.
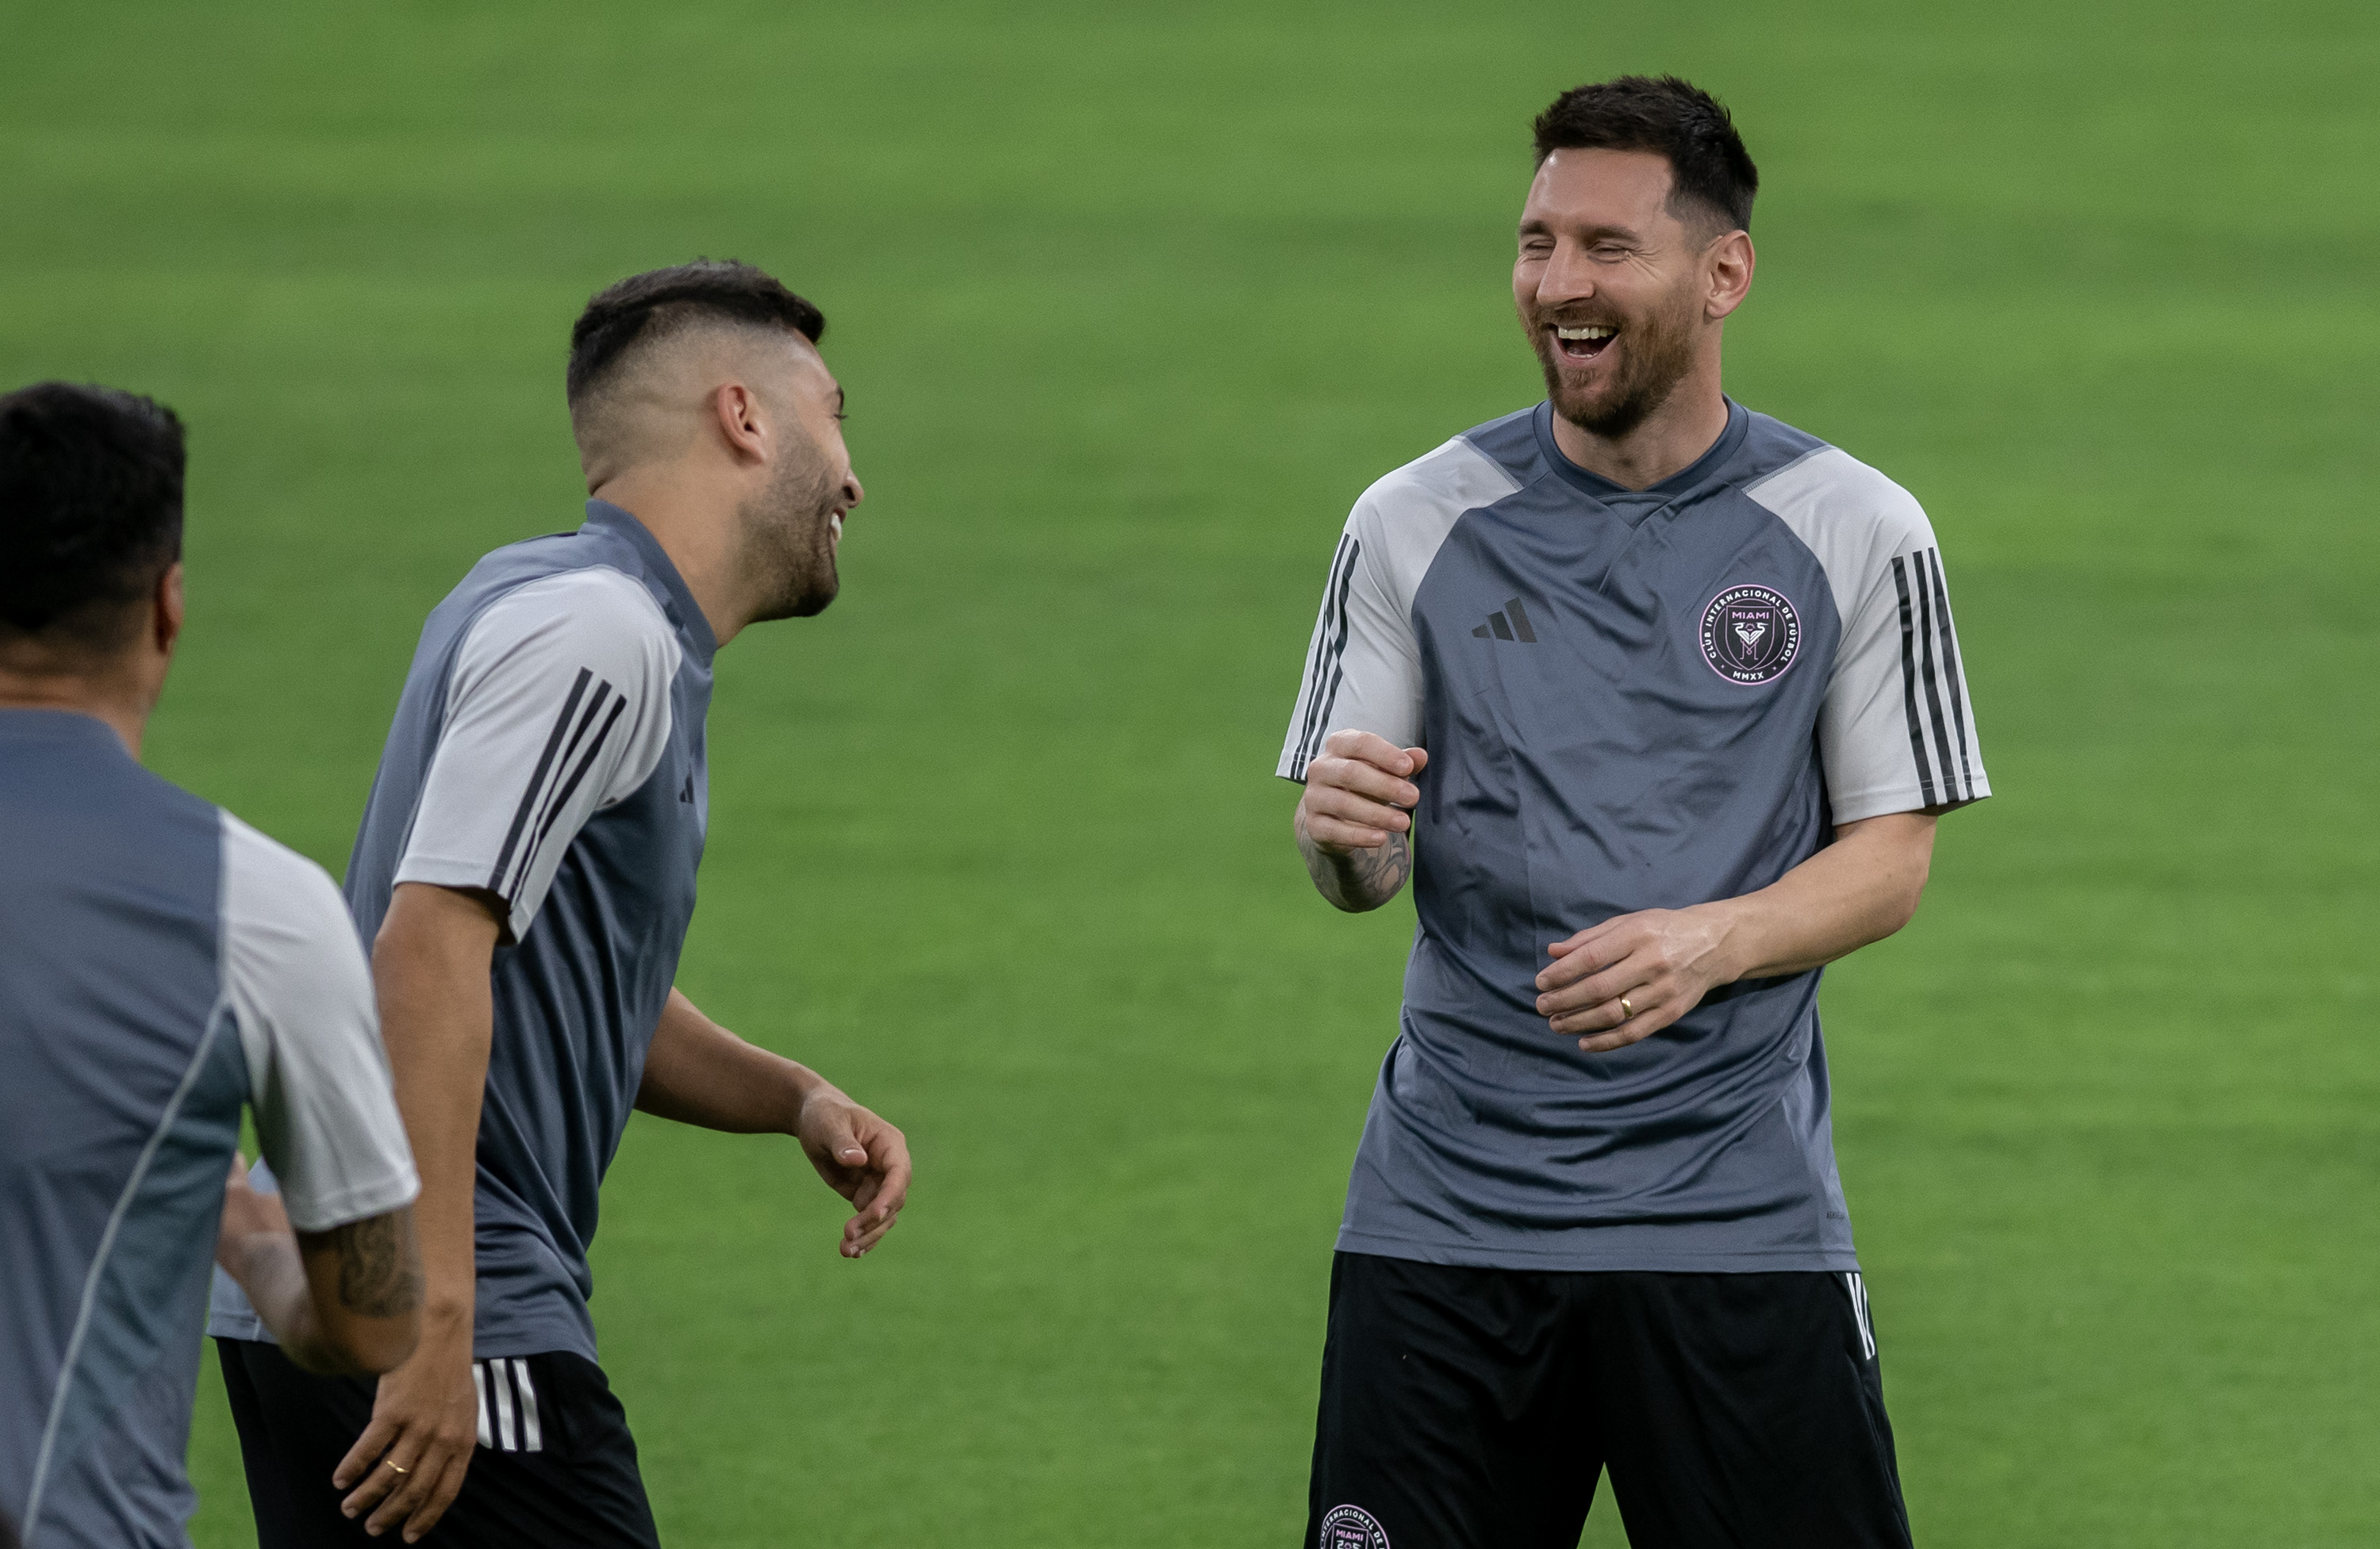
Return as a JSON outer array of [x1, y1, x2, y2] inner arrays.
[[1686, 900, 1750, 987]]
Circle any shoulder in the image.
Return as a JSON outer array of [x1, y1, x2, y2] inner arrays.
[[1347, 410, 1535, 552], [1735, 419, 1937, 561], [454, 566, 681, 695], [217, 811, 363, 964]]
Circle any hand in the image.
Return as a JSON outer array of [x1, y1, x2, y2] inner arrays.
[[332, 1321, 479, 1541], [793, 1084, 912, 1257], [1297, 730, 1428, 852], [1534, 905, 1737, 1053], [214, 1155, 290, 1276]]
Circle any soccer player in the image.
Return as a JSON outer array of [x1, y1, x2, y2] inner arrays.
[[1279, 78, 1988, 1548], [207, 260, 913, 1547], [1, 382, 424, 1549]]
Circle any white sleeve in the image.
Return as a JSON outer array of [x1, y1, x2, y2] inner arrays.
[[1276, 437, 1522, 781], [1819, 523, 1989, 822], [1276, 504, 1423, 780], [221, 813, 420, 1234], [397, 568, 680, 943]]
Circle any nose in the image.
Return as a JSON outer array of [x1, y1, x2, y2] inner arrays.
[[1537, 239, 1596, 307], [842, 470, 865, 508]]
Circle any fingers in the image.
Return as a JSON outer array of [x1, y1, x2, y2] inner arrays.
[[402, 1451, 470, 1543], [842, 1122, 912, 1259], [1318, 729, 1424, 778], [333, 1413, 404, 1493], [1299, 783, 1412, 849]]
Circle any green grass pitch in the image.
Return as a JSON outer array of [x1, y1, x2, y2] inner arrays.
[[4, 2, 2375, 1543]]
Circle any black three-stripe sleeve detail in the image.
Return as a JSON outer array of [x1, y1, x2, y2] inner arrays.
[[1890, 557, 1940, 807], [486, 668, 593, 892], [513, 693, 630, 896], [1910, 551, 1964, 804], [1923, 550, 1978, 797], [501, 678, 616, 901], [1291, 535, 1361, 780]]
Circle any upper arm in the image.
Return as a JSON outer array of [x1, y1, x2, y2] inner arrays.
[[397, 569, 679, 945], [220, 814, 420, 1236], [1810, 487, 1992, 824], [1277, 500, 1426, 781]]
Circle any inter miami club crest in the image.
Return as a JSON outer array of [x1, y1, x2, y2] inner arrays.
[[1319, 1505, 1392, 1549], [1699, 583, 1802, 685]]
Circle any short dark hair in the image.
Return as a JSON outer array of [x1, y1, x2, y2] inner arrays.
[[567, 259, 826, 406], [1532, 75, 1759, 235], [0, 382, 186, 657]]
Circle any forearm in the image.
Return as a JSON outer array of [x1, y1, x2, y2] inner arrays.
[[372, 885, 498, 1344], [1695, 812, 1936, 983], [635, 988, 823, 1133], [1296, 806, 1411, 913], [218, 1230, 342, 1372]]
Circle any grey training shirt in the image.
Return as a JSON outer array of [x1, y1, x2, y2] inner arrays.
[[210, 500, 713, 1363], [2, 711, 416, 1549], [1278, 402, 1988, 1273]]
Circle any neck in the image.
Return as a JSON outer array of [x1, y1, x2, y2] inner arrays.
[[1549, 358, 1731, 490], [0, 669, 149, 757], [588, 467, 750, 648]]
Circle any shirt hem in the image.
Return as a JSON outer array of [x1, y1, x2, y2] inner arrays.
[[1334, 1227, 1860, 1274], [1828, 781, 1991, 824], [281, 1168, 423, 1236]]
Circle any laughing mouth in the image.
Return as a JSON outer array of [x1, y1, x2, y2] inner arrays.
[[1553, 323, 1618, 361]]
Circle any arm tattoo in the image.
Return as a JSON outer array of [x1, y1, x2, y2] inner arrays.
[[328, 1211, 424, 1317], [1307, 830, 1413, 912]]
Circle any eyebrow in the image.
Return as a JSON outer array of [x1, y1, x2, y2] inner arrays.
[[1517, 216, 1645, 243]]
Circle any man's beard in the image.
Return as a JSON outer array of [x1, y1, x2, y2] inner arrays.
[[739, 439, 842, 623], [1527, 281, 1699, 441]]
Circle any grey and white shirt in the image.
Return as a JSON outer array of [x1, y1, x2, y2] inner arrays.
[[1280, 401, 1987, 1273], [210, 500, 712, 1363], [2, 710, 417, 1549]]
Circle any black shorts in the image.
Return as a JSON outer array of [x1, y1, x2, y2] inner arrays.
[[1305, 1253, 1912, 1549], [215, 1339, 660, 1549]]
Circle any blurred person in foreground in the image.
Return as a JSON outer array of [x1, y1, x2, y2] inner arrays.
[[209, 260, 912, 1547], [1279, 77, 1990, 1547], [0, 383, 423, 1549]]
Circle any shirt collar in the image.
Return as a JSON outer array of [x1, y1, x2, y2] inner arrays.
[[1533, 398, 1750, 505], [581, 500, 719, 666]]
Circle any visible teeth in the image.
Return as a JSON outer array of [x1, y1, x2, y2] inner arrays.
[[828, 513, 844, 539], [1556, 325, 1616, 340]]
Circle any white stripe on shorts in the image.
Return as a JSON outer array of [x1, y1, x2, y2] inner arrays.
[[1844, 1272, 1877, 1361], [490, 1357, 517, 1450], [471, 1361, 493, 1448], [510, 1359, 543, 1453]]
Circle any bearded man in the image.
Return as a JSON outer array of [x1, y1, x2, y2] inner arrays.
[[1280, 78, 1987, 1548], [210, 260, 912, 1548]]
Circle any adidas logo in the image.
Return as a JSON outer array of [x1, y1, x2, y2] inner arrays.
[[1472, 597, 1538, 642]]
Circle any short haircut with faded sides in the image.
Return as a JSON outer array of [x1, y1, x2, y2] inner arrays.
[[1532, 75, 1760, 236], [566, 259, 826, 409], [0, 382, 186, 658]]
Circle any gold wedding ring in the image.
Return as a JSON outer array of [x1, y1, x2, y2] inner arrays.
[[381, 1459, 409, 1476], [1618, 996, 1636, 1020]]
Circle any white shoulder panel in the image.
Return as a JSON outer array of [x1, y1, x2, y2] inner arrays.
[[1741, 446, 1937, 620], [1353, 435, 1529, 613], [1278, 437, 1522, 779]]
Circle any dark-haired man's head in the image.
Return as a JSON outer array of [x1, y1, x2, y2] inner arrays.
[[566, 260, 859, 627], [1514, 75, 1759, 443], [0, 382, 188, 750]]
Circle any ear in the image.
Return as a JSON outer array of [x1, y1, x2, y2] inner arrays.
[[152, 563, 185, 657], [1705, 229, 1755, 321], [708, 382, 770, 466]]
